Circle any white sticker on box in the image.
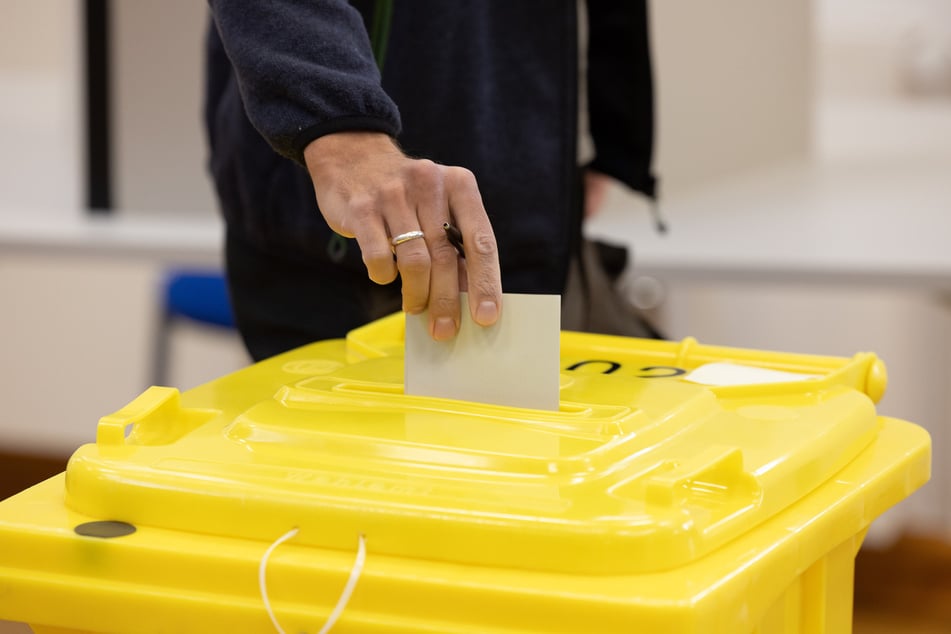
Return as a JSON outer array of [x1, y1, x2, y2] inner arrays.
[[684, 363, 821, 387]]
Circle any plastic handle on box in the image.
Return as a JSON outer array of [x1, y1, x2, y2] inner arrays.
[[646, 446, 758, 507], [97, 386, 217, 447], [865, 358, 888, 403]]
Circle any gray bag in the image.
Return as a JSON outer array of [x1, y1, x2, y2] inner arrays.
[[561, 239, 663, 338]]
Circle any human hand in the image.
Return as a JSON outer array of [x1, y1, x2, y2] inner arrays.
[[304, 132, 502, 340], [583, 169, 613, 219]]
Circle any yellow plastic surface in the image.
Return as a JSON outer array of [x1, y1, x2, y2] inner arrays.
[[0, 313, 931, 633]]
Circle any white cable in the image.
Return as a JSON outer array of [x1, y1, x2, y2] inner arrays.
[[317, 533, 367, 634], [259, 527, 299, 634], [259, 528, 368, 634]]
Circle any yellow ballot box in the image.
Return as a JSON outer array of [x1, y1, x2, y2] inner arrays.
[[0, 314, 931, 633]]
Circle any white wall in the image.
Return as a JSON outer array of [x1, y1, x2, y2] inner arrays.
[[0, 0, 216, 219], [0, 253, 156, 453], [0, 2, 242, 457], [816, 0, 951, 101], [651, 0, 812, 195], [0, 0, 83, 215], [113, 0, 218, 217]]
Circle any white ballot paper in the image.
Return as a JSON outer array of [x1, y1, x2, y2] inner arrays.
[[404, 292, 561, 410]]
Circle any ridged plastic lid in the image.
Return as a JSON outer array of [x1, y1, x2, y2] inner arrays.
[[65, 314, 885, 574]]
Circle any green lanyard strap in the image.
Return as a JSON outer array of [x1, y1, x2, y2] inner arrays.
[[370, 0, 393, 72]]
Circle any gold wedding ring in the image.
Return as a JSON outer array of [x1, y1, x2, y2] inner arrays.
[[390, 230, 425, 248]]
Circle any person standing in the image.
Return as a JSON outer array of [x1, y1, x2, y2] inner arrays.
[[205, 0, 656, 360]]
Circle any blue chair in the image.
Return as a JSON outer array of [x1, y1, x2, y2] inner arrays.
[[152, 269, 236, 386]]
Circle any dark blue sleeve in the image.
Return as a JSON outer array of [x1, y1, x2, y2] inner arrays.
[[208, 0, 402, 165], [586, 0, 656, 198]]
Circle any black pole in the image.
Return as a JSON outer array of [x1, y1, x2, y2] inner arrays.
[[84, 0, 111, 212]]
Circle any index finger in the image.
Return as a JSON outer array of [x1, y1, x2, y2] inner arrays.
[[444, 167, 502, 327]]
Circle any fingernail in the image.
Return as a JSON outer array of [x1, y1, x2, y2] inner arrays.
[[475, 301, 499, 326], [432, 316, 457, 341]]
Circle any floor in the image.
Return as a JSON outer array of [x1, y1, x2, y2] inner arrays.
[[853, 533, 951, 633]]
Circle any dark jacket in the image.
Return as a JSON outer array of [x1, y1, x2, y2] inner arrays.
[[205, 0, 655, 294]]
